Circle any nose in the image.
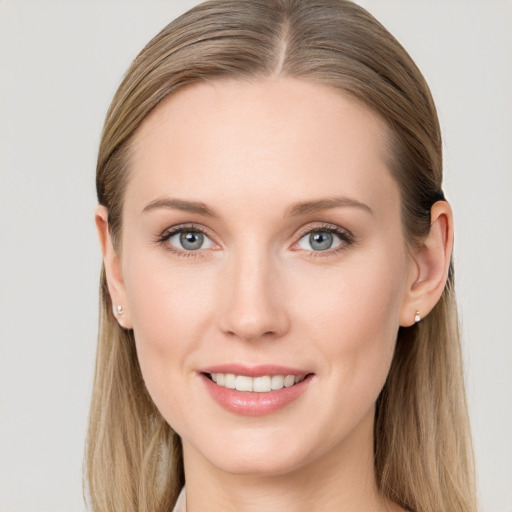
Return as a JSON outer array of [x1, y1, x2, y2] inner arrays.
[[218, 249, 290, 342]]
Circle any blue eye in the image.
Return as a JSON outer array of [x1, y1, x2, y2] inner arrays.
[[166, 229, 214, 251], [297, 229, 346, 252]]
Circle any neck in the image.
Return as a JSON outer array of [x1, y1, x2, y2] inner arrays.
[[181, 409, 400, 512]]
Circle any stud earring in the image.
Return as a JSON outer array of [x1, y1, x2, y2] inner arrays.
[[116, 305, 124, 316], [414, 311, 421, 323]]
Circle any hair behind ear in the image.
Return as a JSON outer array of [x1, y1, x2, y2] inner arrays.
[[375, 276, 475, 511], [85, 267, 184, 512]]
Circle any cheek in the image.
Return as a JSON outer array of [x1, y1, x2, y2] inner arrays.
[[293, 246, 406, 402], [126, 251, 214, 343], [296, 244, 404, 333], [122, 251, 218, 404]]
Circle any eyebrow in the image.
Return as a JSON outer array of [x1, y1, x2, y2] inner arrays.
[[142, 198, 219, 217], [284, 197, 373, 217], [141, 196, 373, 218]]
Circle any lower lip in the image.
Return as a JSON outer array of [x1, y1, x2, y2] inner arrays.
[[200, 373, 313, 416]]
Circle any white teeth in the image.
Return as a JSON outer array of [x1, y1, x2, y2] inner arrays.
[[235, 375, 253, 392], [224, 373, 236, 389], [209, 373, 306, 392], [271, 375, 284, 390], [253, 376, 272, 392], [284, 375, 295, 388]]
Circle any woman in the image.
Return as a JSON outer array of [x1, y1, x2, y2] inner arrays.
[[87, 1, 477, 511]]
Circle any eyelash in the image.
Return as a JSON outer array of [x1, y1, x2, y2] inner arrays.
[[156, 224, 213, 258], [293, 223, 355, 258], [156, 223, 355, 258]]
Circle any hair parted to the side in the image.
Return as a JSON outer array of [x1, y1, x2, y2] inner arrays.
[[88, 1, 476, 511]]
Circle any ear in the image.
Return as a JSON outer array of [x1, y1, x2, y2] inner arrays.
[[399, 201, 454, 327], [95, 205, 133, 329]]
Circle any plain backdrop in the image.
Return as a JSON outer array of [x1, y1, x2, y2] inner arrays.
[[1, 1, 511, 511]]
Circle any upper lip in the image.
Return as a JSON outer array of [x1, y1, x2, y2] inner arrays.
[[199, 364, 311, 377]]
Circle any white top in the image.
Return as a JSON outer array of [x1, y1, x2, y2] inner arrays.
[[172, 487, 187, 512]]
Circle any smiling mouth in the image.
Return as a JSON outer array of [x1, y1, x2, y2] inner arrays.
[[205, 372, 309, 393]]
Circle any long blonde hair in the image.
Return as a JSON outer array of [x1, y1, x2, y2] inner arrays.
[[87, 1, 476, 511]]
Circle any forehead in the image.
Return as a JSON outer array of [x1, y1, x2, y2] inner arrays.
[[126, 77, 398, 218]]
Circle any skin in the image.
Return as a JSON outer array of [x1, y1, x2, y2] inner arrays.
[[96, 78, 453, 512]]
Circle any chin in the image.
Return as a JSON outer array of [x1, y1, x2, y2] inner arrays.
[[212, 452, 306, 478], [186, 428, 319, 478]]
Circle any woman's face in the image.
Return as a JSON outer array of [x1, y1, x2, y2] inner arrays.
[[116, 78, 417, 477]]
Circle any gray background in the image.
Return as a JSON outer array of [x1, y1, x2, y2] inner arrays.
[[1, 1, 511, 510]]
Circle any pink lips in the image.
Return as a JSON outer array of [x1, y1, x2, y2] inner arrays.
[[200, 364, 309, 377], [198, 364, 313, 416]]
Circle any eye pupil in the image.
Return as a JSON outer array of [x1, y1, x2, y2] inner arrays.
[[180, 231, 204, 250], [309, 231, 333, 251]]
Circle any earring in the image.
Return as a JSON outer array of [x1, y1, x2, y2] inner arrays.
[[116, 305, 124, 316], [414, 311, 421, 323]]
